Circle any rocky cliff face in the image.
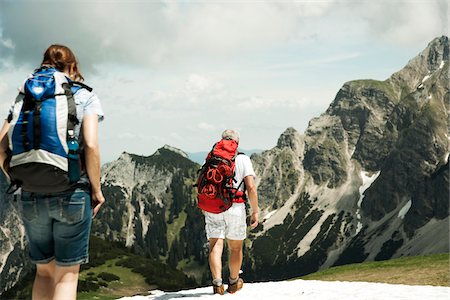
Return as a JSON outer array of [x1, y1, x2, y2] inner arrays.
[[246, 36, 449, 279], [93, 145, 209, 281], [0, 176, 31, 295]]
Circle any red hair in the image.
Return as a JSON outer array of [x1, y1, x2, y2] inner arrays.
[[41, 44, 84, 81]]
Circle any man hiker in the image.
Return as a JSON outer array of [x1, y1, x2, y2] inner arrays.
[[196, 129, 259, 295]]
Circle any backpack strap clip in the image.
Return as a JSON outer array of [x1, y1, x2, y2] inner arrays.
[[6, 181, 21, 195]]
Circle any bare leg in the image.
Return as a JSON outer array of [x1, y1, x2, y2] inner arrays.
[[227, 239, 243, 280], [33, 261, 56, 300], [33, 261, 80, 300], [209, 238, 224, 280], [52, 264, 80, 300]]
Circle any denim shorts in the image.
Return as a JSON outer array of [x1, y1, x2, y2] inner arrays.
[[19, 188, 92, 266]]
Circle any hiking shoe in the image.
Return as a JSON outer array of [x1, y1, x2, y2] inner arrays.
[[226, 278, 243, 294], [213, 284, 225, 295]]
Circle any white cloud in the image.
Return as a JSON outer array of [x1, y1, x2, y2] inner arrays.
[[0, 2, 303, 70], [1, 38, 14, 49], [0, 0, 447, 162], [127, 72, 307, 111], [169, 132, 183, 141], [291, 1, 337, 17], [0, 60, 30, 113], [269, 52, 362, 71], [357, 0, 448, 46], [1, 1, 446, 72], [116, 132, 138, 140], [0, 81, 7, 95], [185, 74, 214, 93], [198, 122, 216, 131], [234, 95, 311, 110]]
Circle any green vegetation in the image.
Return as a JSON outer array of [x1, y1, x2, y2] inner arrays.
[[78, 258, 153, 299], [129, 147, 198, 172], [167, 208, 187, 247], [78, 236, 197, 298], [349, 79, 397, 101], [176, 256, 206, 283], [2, 236, 198, 299], [115, 255, 196, 292], [301, 253, 449, 287]]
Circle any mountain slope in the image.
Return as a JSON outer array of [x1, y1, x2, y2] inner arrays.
[[91, 36, 450, 283], [93, 145, 209, 282], [245, 36, 449, 280]]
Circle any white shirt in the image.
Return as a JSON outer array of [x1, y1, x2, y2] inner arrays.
[[233, 154, 256, 191]]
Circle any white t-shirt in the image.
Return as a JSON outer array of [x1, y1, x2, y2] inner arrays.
[[233, 154, 256, 190]]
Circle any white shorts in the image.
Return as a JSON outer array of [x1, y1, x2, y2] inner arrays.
[[204, 203, 247, 240]]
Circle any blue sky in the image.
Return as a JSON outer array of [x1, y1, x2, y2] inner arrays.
[[0, 0, 448, 163]]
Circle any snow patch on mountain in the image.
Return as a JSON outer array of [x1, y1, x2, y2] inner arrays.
[[296, 212, 333, 257], [263, 209, 277, 220], [0, 228, 13, 274], [355, 171, 380, 234], [125, 202, 136, 247], [261, 186, 302, 232], [421, 74, 431, 82], [118, 279, 450, 300], [398, 200, 412, 219], [138, 198, 151, 238]]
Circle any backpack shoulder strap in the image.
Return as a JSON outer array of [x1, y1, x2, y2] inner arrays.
[[69, 81, 93, 92], [233, 152, 248, 192], [59, 80, 84, 136], [232, 151, 245, 161]]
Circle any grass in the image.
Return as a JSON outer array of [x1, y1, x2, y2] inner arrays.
[[78, 258, 153, 300], [348, 79, 398, 101], [167, 210, 188, 248], [301, 253, 449, 287], [177, 256, 206, 283]]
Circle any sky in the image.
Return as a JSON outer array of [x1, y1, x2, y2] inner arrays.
[[0, 0, 448, 163]]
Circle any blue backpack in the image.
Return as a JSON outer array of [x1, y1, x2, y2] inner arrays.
[[6, 66, 92, 193]]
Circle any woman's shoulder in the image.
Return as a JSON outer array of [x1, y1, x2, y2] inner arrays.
[[73, 85, 99, 103]]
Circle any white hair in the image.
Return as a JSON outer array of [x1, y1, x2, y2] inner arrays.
[[221, 129, 240, 143]]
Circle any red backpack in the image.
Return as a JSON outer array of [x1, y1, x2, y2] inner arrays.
[[196, 139, 246, 213]]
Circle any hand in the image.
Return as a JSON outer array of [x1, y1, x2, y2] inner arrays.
[[91, 190, 105, 218], [250, 211, 259, 229]]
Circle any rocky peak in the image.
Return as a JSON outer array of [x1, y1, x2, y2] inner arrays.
[[277, 127, 304, 155], [156, 144, 189, 159], [424, 36, 448, 72], [117, 151, 134, 162], [389, 36, 449, 93]]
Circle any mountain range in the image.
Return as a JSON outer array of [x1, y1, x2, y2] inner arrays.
[[0, 36, 448, 295], [187, 149, 263, 164]]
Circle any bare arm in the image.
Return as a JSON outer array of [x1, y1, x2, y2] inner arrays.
[[0, 120, 10, 177], [244, 175, 259, 229], [82, 114, 105, 218]]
